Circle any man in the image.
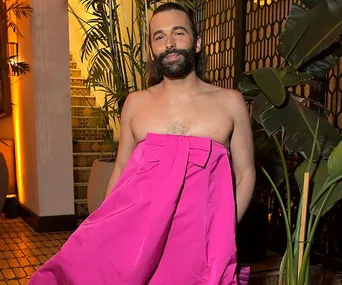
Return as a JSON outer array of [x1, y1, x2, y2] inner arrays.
[[105, 3, 255, 224], [29, 3, 255, 285]]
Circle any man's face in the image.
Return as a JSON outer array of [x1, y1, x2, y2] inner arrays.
[[149, 10, 201, 79]]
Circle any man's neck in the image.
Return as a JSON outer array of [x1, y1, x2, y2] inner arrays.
[[161, 72, 201, 97]]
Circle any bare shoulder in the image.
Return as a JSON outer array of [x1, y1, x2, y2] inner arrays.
[[122, 90, 150, 112], [213, 87, 247, 114], [125, 90, 149, 104]]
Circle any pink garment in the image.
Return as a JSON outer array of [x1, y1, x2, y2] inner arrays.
[[29, 133, 250, 285]]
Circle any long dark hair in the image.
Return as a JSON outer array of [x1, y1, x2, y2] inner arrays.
[[147, 2, 210, 87]]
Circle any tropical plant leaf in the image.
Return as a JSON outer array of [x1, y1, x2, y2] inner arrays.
[[299, 43, 342, 78], [254, 125, 285, 186], [238, 74, 263, 99], [278, 1, 342, 69], [300, 0, 325, 9], [252, 94, 341, 160], [295, 159, 342, 216], [328, 140, 342, 180], [246, 68, 287, 107], [282, 65, 301, 87]]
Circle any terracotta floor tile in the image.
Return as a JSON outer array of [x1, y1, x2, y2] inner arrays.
[[8, 245, 18, 251], [23, 267, 35, 276], [37, 256, 48, 264], [0, 245, 10, 251], [13, 268, 26, 278], [2, 269, 15, 279], [7, 259, 19, 268], [7, 280, 20, 285], [27, 257, 39, 266], [19, 278, 29, 285], [3, 252, 14, 259], [0, 260, 9, 269], [16, 258, 29, 267]]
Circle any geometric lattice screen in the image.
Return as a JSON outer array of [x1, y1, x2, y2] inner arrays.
[[326, 58, 342, 133], [195, 0, 237, 89], [195, 0, 342, 133]]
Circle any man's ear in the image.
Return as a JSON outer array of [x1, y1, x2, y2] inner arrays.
[[150, 48, 155, 61], [195, 36, 202, 53]]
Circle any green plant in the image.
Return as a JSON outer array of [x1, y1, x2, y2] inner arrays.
[[238, 0, 342, 284], [70, 0, 197, 155], [0, 0, 32, 76]]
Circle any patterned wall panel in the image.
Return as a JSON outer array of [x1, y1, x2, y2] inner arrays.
[[326, 57, 342, 133], [195, 0, 237, 89], [244, 0, 297, 71]]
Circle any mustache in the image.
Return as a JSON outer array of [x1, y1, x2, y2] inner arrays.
[[158, 48, 190, 59]]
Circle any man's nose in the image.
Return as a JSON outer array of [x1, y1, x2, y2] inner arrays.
[[166, 36, 176, 50]]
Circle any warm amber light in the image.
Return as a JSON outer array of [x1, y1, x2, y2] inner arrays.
[[11, 80, 25, 204], [254, 0, 273, 6]]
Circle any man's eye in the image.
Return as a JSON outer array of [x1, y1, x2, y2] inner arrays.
[[155, 36, 164, 41], [175, 32, 184, 36]]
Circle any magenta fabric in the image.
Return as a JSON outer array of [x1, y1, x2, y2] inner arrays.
[[29, 133, 250, 285]]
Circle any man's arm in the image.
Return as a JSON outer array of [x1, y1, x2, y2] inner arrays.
[[104, 93, 138, 198], [228, 90, 255, 223]]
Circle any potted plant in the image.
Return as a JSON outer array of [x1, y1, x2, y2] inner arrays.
[[238, 0, 342, 283]]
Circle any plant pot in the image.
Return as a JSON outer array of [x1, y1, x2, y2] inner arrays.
[[87, 158, 115, 214]]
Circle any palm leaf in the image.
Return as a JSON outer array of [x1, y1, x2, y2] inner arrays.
[[278, 1, 342, 69], [253, 94, 341, 160]]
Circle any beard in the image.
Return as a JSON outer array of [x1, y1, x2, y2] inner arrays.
[[153, 45, 196, 79]]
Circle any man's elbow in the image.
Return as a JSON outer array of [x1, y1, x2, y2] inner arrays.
[[236, 166, 256, 188]]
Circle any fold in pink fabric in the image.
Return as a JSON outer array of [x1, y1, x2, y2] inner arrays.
[[29, 133, 250, 285]]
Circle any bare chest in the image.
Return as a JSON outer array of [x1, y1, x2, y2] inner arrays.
[[131, 99, 233, 146]]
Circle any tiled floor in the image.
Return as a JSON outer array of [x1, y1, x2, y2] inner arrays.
[[1, 214, 281, 284], [0, 214, 71, 284], [3, 214, 340, 285]]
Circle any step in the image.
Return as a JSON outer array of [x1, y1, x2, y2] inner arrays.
[[70, 86, 91, 97], [73, 152, 113, 167], [73, 167, 92, 183], [70, 61, 77, 69], [74, 182, 88, 200], [73, 140, 114, 153], [70, 69, 81, 77], [75, 198, 88, 217], [70, 77, 87, 87], [72, 115, 105, 128], [71, 106, 99, 117], [71, 96, 96, 107], [72, 128, 108, 140]]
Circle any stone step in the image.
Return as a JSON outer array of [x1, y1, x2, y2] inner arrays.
[[73, 166, 92, 183], [72, 115, 106, 128], [70, 61, 77, 69], [70, 77, 87, 87], [70, 69, 81, 77], [72, 128, 107, 141], [73, 152, 113, 167], [74, 182, 88, 200], [70, 86, 91, 97], [71, 106, 98, 117], [72, 140, 114, 153], [71, 96, 96, 107], [75, 199, 88, 217]]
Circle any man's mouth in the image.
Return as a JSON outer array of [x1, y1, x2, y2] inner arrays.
[[165, 53, 181, 61]]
